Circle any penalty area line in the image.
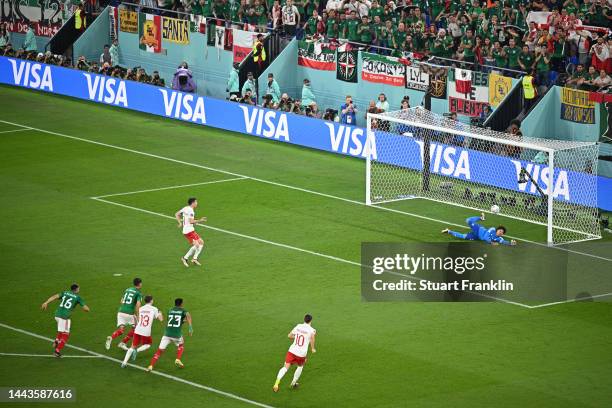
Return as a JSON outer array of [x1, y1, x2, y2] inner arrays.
[[1, 119, 609, 264], [0, 322, 276, 408], [0, 352, 101, 358], [92, 177, 249, 199]]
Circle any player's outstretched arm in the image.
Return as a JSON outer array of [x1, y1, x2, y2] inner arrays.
[[82, 305, 90, 312], [186, 312, 193, 336], [156, 312, 164, 322], [288, 331, 295, 340], [41, 294, 59, 310], [310, 334, 316, 353]]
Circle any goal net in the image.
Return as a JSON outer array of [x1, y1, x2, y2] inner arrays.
[[366, 108, 601, 246]]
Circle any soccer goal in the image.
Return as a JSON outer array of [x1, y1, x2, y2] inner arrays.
[[366, 108, 601, 246]]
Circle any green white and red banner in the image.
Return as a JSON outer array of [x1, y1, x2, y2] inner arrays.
[[361, 53, 406, 86], [297, 40, 336, 71]]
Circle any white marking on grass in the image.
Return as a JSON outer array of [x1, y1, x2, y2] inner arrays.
[[113, 273, 123, 276], [1, 119, 608, 264], [92, 197, 533, 308], [527, 292, 612, 309], [0, 352, 101, 358], [93, 177, 249, 199], [0, 128, 31, 134], [0, 322, 276, 408]]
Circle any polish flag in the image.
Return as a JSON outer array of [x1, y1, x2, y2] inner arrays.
[[455, 68, 472, 94]]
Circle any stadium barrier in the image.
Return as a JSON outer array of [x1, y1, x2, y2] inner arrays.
[[1, 55, 610, 210]]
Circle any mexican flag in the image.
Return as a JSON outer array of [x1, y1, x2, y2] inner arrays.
[[455, 68, 472, 94], [139, 13, 162, 53], [297, 40, 336, 71]]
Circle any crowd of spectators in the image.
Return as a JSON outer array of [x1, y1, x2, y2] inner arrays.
[[0, 33, 166, 87]]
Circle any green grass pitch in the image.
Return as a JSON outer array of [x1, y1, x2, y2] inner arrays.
[[1, 84, 611, 408]]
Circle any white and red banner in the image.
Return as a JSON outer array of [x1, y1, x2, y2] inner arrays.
[[233, 29, 257, 63], [448, 69, 489, 117]]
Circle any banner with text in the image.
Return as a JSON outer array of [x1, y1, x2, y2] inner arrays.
[[162, 16, 190, 45], [119, 9, 138, 33], [1, 56, 608, 210], [297, 40, 336, 71], [361, 52, 405, 86], [448, 68, 489, 117], [560, 87, 595, 124]]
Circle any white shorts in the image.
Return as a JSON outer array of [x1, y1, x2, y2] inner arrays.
[[116, 312, 136, 327], [55, 317, 71, 333], [159, 336, 184, 350]]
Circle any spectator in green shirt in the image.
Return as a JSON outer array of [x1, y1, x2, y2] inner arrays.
[[492, 40, 507, 68], [345, 11, 360, 42], [461, 28, 476, 63], [23, 24, 37, 52], [535, 46, 551, 87], [358, 16, 373, 44], [326, 10, 340, 39], [504, 38, 521, 71], [518, 45, 534, 72]]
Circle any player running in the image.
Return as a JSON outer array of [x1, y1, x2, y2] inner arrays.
[[146, 298, 193, 372], [273, 314, 317, 392], [176, 197, 207, 268], [41, 283, 90, 358], [105, 278, 143, 351], [442, 213, 517, 246], [121, 295, 163, 368]]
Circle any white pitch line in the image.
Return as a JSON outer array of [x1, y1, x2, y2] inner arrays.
[[92, 197, 533, 309], [0, 322, 275, 408], [1, 119, 609, 265], [528, 292, 612, 309], [0, 128, 31, 134], [0, 352, 101, 358], [93, 177, 248, 199]]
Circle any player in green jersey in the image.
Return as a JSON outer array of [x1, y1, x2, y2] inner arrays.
[[105, 278, 143, 351], [147, 298, 193, 371], [41, 283, 89, 357]]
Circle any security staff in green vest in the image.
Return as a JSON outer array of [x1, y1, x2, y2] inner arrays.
[[522, 70, 536, 112], [75, 4, 86, 32], [252, 34, 266, 74]]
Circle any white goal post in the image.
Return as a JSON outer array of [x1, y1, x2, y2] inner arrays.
[[366, 108, 601, 246]]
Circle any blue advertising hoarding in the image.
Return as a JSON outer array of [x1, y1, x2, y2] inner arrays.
[[1, 56, 610, 210]]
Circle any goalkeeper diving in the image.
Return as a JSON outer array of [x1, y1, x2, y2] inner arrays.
[[442, 213, 516, 246]]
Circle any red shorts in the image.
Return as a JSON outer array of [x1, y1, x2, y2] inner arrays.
[[285, 351, 306, 366], [184, 231, 201, 244], [131, 333, 152, 347]]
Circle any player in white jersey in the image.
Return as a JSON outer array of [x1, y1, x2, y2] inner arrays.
[[121, 295, 163, 368], [273, 314, 316, 392], [175, 197, 207, 268]]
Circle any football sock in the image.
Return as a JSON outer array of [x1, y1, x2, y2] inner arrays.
[[291, 366, 303, 385], [275, 367, 288, 385], [111, 327, 125, 339], [150, 349, 163, 367], [193, 245, 203, 260], [56, 332, 69, 352], [184, 245, 197, 260], [136, 344, 150, 353], [448, 230, 468, 240], [122, 348, 133, 365], [177, 344, 184, 359], [121, 329, 135, 343]]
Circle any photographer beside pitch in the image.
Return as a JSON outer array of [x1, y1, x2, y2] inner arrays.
[[442, 213, 517, 246]]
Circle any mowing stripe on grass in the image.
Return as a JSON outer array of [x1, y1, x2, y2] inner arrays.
[[92, 197, 534, 309], [1, 119, 609, 265], [93, 177, 249, 199], [0, 322, 276, 408], [0, 352, 101, 358]]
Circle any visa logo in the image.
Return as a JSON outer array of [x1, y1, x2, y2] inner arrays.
[[9, 59, 53, 91], [326, 123, 377, 159], [416, 141, 471, 179], [84, 74, 128, 106], [240, 106, 289, 140], [511, 160, 570, 201], [159, 89, 206, 124]]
